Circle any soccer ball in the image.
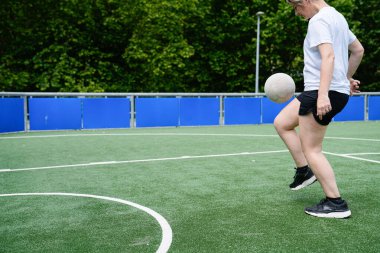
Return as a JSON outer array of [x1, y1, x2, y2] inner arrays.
[[264, 73, 295, 103]]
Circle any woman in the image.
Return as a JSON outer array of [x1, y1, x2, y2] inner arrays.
[[274, 0, 364, 218]]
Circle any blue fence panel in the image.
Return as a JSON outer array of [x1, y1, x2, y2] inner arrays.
[[333, 96, 365, 122], [82, 98, 130, 129], [180, 97, 219, 126], [262, 97, 292, 124], [0, 98, 24, 133], [368, 96, 380, 120], [136, 98, 179, 127], [224, 97, 261, 125], [29, 98, 82, 130]]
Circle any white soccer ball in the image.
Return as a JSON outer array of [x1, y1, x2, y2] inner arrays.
[[264, 73, 295, 103]]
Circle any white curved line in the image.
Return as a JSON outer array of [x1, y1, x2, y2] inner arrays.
[[0, 192, 172, 253]]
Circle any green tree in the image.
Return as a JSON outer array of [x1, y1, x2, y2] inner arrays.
[[351, 0, 380, 91], [0, 0, 131, 92], [123, 0, 210, 92], [0, 0, 378, 92]]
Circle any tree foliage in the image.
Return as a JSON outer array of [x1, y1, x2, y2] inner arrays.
[[0, 0, 378, 92]]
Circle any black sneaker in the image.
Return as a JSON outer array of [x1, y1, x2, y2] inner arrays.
[[305, 198, 351, 218], [289, 167, 317, 190]]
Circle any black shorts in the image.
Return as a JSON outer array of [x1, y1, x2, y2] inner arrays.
[[296, 90, 349, 126]]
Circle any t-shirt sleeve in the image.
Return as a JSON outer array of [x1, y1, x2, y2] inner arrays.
[[348, 29, 357, 44], [307, 19, 332, 48]]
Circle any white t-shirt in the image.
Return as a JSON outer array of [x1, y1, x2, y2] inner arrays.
[[303, 6, 357, 95]]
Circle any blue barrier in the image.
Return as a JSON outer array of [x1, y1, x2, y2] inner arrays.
[[180, 98, 219, 126], [136, 98, 179, 127], [29, 98, 82, 130], [224, 97, 261, 125], [262, 97, 292, 124], [0, 98, 24, 133], [1, 93, 378, 133], [333, 96, 365, 122], [368, 96, 380, 120], [83, 98, 130, 129]]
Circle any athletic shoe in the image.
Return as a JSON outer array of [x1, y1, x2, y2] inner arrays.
[[305, 198, 351, 219], [289, 167, 317, 190]]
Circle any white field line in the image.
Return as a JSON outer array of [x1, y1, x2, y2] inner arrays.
[[0, 192, 172, 253], [0, 150, 289, 173], [0, 133, 279, 139], [0, 132, 379, 142], [324, 151, 380, 164], [324, 136, 380, 142], [339, 152, 380, 156]]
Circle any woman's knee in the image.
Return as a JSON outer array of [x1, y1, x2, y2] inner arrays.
[[274, 115, 294, 134], [273, 115, 283, 133], [301, 142, 323, 159], [274, 99, 300, 133]]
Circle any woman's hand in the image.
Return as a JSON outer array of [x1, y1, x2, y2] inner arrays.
[[317, 94, 332, 120], [350, 78, 360, 95]]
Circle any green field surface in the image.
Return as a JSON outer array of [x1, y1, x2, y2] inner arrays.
[[1, 121, 379, 252]]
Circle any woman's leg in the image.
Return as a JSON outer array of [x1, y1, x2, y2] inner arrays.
[[274, 98, 308, 168], [298, 113, 340, 198]]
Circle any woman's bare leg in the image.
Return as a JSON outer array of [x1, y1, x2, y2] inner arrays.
[[274, 98, 308, 168], [298, 113, 340, 198]]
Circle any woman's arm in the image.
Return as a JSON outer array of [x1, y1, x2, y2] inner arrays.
[[347, 39, 364, 79], [317, 43, 335, 119]]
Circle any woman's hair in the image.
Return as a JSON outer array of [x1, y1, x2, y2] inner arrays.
[[286, 0, 303, 4]]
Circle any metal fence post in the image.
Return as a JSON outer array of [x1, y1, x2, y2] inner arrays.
[[130, 95, 135, 128], [219, 95, 224, 126], [23, 95, 29, 132]]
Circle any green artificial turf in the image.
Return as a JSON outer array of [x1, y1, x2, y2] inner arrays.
[[1, 121, 379, 252]]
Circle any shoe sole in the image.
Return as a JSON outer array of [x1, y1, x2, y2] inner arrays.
[[290, 175, 317, 191], [305, 210, 351, 219]]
